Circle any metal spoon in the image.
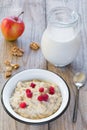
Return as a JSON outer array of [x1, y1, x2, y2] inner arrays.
[[72, 72, 86, 123]]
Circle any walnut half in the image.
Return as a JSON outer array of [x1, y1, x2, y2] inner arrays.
[[30, 42, 40, 50], [11, 46, 24, 57], [4, 60, 11, 66], [11, 64, 20, 69], [5, 71, 12, 78]]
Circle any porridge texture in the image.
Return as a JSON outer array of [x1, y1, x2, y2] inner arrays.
[[10, 80, 62, 119]]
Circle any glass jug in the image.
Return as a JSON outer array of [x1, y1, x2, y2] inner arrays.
[[41, 7, 81, 67]]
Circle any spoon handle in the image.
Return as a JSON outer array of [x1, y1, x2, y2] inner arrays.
[[72, 89, 79, 123]]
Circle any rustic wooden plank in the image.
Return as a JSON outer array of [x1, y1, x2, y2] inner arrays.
[[0, 0, 48, 130], [46, 0, 87, 130]]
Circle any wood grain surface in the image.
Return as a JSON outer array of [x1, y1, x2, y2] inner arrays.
[[0, 0, 87, 130]]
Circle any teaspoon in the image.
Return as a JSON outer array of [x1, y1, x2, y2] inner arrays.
[[72, 72, 86, 123]]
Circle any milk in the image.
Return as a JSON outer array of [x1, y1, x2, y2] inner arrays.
[[41, 26, 80, 66]]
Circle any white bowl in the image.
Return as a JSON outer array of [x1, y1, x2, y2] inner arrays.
[[1, 69, 70, 124]]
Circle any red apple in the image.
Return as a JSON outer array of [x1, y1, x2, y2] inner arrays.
[[1, 12, 25, 41]]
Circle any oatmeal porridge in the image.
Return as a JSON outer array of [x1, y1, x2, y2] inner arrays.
[[10, 80, 62, 119]]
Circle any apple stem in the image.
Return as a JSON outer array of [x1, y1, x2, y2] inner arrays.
[[18, 11, 24, 18]]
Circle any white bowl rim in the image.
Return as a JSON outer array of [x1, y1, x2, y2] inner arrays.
[[1, 69, 70, 125]]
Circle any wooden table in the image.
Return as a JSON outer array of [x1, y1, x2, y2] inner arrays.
[[0, 0, 87, 130]]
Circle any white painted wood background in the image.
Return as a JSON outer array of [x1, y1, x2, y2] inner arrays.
[[0, 0, 87, 130]]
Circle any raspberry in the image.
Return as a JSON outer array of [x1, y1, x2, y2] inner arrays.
[[30, 82, 36, 88], [19, 102, 27, 108], [37, 94, 49, 102], [37, 95, 43, 101], [26, 89, 31, 94], [26, 92, 33, 98], [43, 94, 49, 101], [39, 87, 44, 92], [49, 86, 55, 95]]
